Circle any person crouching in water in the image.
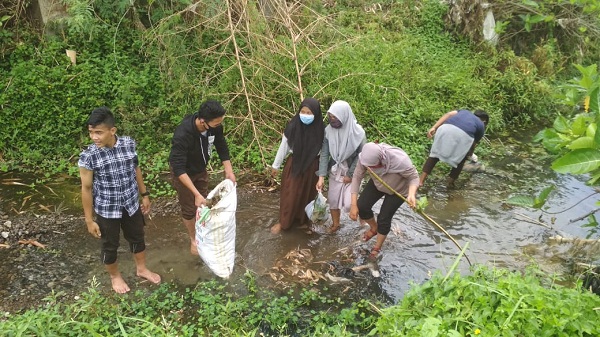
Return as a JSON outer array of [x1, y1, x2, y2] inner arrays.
[[349, 142, 419, 258], [420, 109, 489, 187]]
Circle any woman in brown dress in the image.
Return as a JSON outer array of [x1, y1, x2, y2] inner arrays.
[[270, 97, 325, 234]]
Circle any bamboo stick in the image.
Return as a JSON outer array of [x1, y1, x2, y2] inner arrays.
[[366, 167, 472, 266]]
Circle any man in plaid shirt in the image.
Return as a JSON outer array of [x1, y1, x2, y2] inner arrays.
[[79, 107, 160, 294]]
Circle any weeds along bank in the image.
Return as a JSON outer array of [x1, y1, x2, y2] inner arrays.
[[1, 1, 590, 193], [1, 266, 599, 336]]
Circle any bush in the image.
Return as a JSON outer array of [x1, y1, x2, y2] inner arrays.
[[375, 266, 600, 336]]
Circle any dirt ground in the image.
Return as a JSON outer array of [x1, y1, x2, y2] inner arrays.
[[0, 196, 183, 314]]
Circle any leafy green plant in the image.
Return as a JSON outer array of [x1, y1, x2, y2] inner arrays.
[[506, 185, 555, 209], [375, 265, 600, 336], [528, 63, 600, 234]]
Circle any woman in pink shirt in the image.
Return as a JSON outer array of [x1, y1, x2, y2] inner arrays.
[[349, 142, 419, 258]]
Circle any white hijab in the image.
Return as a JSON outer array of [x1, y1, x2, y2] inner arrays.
[[325, 100, 366, 164]]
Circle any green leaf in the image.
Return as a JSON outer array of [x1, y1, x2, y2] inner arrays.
[[567, 136, 596, 150], [590, 87, 600, 113], [553, 115, 570, 134], [571, 114, 588, 136], [506, 195, 535, 208], [574, 64, 598, 89], [595, 119, 600, 146], [587, 170, 600, 185], [586, 123, 597, 138], [533, 185, 554, 208], [417, 196, 429, 212], [528, 14, 548, 24], [522, 0, 540, 8], [551, 149, 600, 174]]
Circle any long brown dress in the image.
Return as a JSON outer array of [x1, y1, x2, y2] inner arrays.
[[278, 156, 319, 230]]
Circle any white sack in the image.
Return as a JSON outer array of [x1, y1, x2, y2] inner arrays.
[[195, 179, 237, 279]]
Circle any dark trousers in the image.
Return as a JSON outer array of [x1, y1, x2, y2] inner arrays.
[[422, 156, 467, 180], [357, 179, 404, 235], [96, 208, 146, 265]]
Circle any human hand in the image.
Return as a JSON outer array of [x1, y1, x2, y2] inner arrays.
[[194, 194, 206, 207], [427, 127, 436, 138], [406, 194, 417, 209], [343, 176, 352, 184], [140, 196, 151, 215], [86, 221, 101, 239], [349, 205, 358, 221], [316, 176, 324, 191], [270, 168, 279, 178], [226, 172, 237, 184]]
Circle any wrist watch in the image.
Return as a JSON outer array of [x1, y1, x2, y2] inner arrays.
[[140, 191, 150, 197]]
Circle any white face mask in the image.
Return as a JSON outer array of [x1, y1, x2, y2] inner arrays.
[[299, 114, 314, 125]]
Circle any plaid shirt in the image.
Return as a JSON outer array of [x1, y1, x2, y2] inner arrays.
[[78, 136, 140, 219]]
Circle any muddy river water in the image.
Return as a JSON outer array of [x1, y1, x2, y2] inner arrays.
[[0, 133, 598, 311]]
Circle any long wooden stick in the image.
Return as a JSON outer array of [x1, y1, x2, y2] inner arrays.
[[366, 168, 472, 266]]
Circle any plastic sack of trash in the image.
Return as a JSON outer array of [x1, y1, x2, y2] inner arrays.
[[305, 191, 328, 223], [195, 179, 237, 279]]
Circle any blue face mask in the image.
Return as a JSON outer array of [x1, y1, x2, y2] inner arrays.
[[299, 114, 314, 125]]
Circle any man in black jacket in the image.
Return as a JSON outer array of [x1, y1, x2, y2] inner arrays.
[[169, 100, 236, 255]]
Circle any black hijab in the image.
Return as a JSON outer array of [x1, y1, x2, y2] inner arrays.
[[283, 97, 325, 176]]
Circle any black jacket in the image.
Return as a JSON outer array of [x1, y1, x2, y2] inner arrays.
[[169, 114, 230, 177]]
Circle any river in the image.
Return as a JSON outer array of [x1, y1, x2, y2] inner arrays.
[[0, 131, 598, 311]]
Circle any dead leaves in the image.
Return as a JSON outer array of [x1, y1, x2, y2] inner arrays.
[[269, 247, 326, 287]]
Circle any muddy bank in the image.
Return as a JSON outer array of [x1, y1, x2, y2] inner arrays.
[[0, 196, 184, 313]]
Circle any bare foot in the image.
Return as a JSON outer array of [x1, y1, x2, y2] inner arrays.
[[137, 268, 161, 285], [190, 242, 199, 256], [270, 223, 282, 234], [110, 275, 131, 294], [327, 224, 340, 234]]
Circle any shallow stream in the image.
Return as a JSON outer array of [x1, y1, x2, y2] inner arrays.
[[0, 131, 598, 311]]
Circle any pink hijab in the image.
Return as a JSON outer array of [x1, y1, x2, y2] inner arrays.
[[359, 142, 409, 174]]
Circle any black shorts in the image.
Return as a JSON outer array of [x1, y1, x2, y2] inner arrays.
[[96, 208, 146, 264]]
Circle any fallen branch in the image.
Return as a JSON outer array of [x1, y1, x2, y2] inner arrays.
[[367, 168, 472, 266], [570, 208, 600, 223], [513, 212, 552, 229], [575, 262, 599, 272], [548, 235, 600, 245], [18, 239, 46, 249]]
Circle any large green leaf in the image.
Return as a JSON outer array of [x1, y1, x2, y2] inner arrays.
[[506, 195, 535, 208], [535, 128, 566, 153], [567, 136, 596, 150], [553, 115, 570, 134], [551, 148, 600, 174]]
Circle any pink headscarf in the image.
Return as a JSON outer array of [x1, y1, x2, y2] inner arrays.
[[359, 142, 409, 175]]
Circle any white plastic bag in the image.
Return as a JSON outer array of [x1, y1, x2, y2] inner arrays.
[[195, 179, 237, 279], [305, 191, 328, 223]]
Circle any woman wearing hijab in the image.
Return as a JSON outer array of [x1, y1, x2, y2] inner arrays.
[[316, 100, 367, 233], [420, 109, 489, 187], [349, 142, 419, 258], [271, 97, 325, 234]]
